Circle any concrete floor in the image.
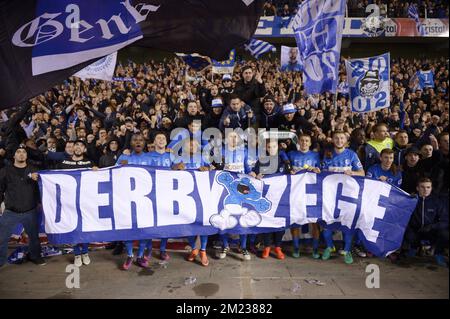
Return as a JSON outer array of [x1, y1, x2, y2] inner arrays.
[[0, 247, 448, 299]]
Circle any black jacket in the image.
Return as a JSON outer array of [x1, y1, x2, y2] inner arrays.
[[234, 78, 266, 111], [0, 164, 40, 213], [408, 195, 448, 231], [401, 163, 421, 195], [99, 152, 120, 168], [259, 106, 282, 129], [202, 112, 222, 129]]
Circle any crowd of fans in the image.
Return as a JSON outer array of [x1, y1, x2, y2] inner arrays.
[[0, 53, 448, 269], [262, 0, 449, 18]]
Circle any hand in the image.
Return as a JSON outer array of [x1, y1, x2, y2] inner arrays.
[[247, 110, 254, 119], [122, 149, 131, 155], [379, 176, 388, 182], [0, 148, 6, 157], [248, 172, 257, 178], [198, 166, 210, 172], [224, 116, 231, 127], [120, 160, 128, 165], [399, 88, 406, 102], [311, 167, 321, 174], [30, 173, 39, 181], [429, 134, 439, 150], [255, 69, 263, 84], [256, 173, 264, 180], [174, 163, 186, 170], [92, 166, 99, 171], [343, 170, 353, 176]]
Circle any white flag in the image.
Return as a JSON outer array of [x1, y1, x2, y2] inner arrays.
[[345, 53, 390, 113], [74, 52, 117, 81]]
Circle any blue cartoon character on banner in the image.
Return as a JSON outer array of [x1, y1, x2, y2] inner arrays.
[[209, 172, 272, 230]]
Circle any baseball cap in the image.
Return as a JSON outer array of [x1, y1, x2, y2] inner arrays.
[[211, 98, 223, 108], [74, 139, 87, 147], [222, 74, 232, 81], [282, 103, 296, 114], [14, 144, 27, 154]]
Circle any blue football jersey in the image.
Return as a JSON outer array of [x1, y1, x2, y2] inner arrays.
[[367, 164, 402, 187], [147, 151, 173, 168], [116, 152, 151, 166], [288, 150, 320, 171], [222, 146, 251, 174], [322, 149, 363, 172]]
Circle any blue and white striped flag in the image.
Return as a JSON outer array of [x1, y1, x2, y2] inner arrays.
[[244, 38, 276, 59], [408, 4, 426, 36]]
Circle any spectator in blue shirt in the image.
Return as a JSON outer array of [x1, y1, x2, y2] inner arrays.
[[321, 130, 365, 264], [287, 133, 321, 259], [172, 138, 213, 267], [367, 148, 403, 188]]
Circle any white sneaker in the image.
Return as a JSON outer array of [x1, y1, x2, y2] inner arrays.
[[338, 249, 346, 256], [74, 255, 82, 267], [219, 247, 229, 259], [82, 253, 91, 265], [242, 249, 251, 261]]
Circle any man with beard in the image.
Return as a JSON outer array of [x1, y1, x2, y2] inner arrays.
[[259, 95, 282, 130], [56, 140, 96, 267], [234, 66, 266, 118]]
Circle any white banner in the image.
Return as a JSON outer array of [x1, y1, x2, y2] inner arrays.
[[74, 52, 117, 81]]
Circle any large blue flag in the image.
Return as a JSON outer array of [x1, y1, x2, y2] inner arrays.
[[345, 53, 390, 113], [38, 166, 418, 257], [292, 0, 346, 94]]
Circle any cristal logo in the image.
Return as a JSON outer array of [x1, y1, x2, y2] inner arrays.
[[12, 0, 160, 47]]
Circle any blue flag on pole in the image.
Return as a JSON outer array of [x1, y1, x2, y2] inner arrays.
[[292, 0, 346, 94], [408, 4, 427, 36], [244, 38, 276, 59], [345, 53, 390, 113], [417, 70, 435, 89]]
